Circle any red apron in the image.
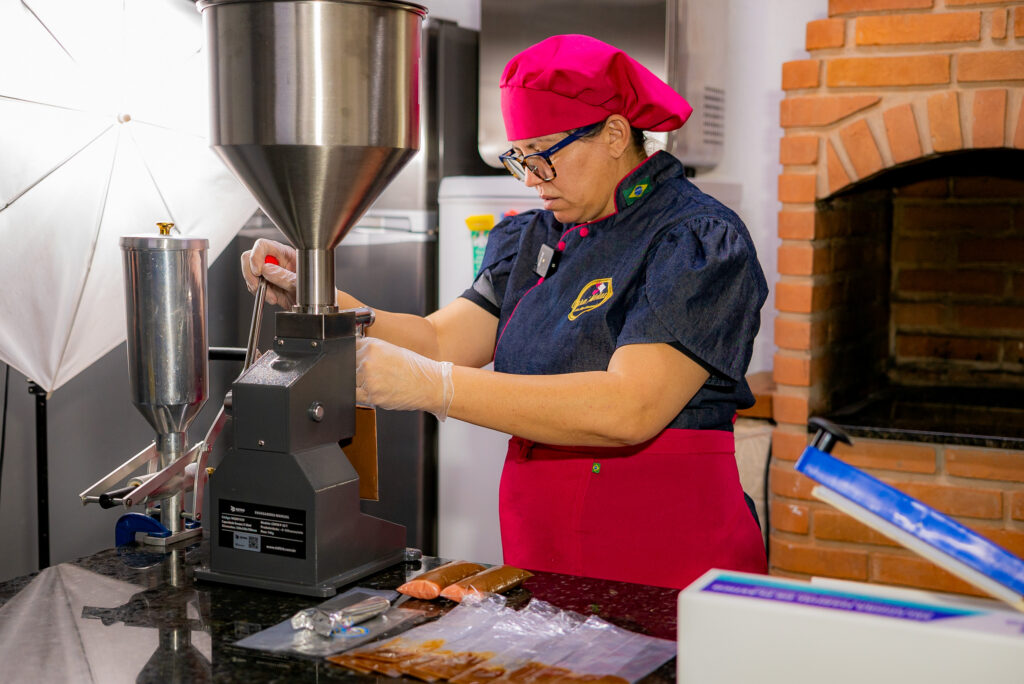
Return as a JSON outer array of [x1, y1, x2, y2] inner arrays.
[[498, 428, 767, 590]]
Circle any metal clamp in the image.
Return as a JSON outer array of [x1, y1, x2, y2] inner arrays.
[[80, 442, 161, 505], [347, 306, 375, 337], [79, 404, 228, 524]]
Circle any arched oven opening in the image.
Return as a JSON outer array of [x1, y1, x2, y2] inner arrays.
[[818, 148, 1024, 448]]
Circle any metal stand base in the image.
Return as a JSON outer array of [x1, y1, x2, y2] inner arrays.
[[193, 548, 406, 597], [143, 527, 203, 548]]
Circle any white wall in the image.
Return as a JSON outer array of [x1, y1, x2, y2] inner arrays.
[[700, 0, 830, 373]]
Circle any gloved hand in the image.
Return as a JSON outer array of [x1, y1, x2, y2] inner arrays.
[[240, 238, 298, 309], [356, 337, 455, 422]]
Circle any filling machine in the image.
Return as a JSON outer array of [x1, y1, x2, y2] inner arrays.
[[80, 0, 427, 597]]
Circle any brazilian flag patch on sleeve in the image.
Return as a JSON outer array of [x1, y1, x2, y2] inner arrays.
[[622, 177, 651, 207]]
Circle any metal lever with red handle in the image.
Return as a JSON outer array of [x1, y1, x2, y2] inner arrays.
[[244, 254, 279, 371]]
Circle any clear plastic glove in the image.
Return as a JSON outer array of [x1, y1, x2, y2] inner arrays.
[[240, 238, 298, 309], [356, 337, 455, 422]]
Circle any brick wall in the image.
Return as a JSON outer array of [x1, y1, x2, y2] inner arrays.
[[772, 0, 1024, 596], [891, 176, 1024, 387]]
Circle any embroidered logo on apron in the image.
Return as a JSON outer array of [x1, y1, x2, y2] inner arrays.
[[568, 278, 613, 321]]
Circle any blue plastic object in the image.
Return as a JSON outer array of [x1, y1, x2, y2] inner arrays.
[[115, 512, 171, 547], [796, 444, 1024, 597]]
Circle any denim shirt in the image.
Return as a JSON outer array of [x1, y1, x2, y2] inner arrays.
[[461, 151, 768, 432]]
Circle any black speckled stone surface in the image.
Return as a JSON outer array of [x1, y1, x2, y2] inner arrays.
[[0, 540, 679, 683], [825, 386, 1024, 450]]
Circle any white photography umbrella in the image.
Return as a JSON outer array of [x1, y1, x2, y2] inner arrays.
[[0, 0, 257, 392]]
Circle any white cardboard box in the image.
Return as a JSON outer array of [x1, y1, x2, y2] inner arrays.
[[678, 569, 1024, 683]]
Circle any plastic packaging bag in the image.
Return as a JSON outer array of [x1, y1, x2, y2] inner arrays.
[[329, 595, 674, 683], [328, 594, 511, 678], [447, 600, 584, 683], [233, 587, 430, 657], [394, 597, 563, 681], [501, 614, 676, 683], [486, 616, 620, 683]]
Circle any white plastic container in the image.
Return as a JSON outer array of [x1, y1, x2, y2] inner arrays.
[[438, 175, 541, 306], [678, 569, 1024, 683]]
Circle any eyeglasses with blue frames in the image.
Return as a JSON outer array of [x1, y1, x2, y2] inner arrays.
[[498, 122, 602, 182]]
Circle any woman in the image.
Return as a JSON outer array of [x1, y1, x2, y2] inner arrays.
[[242, 34, 768, 590]]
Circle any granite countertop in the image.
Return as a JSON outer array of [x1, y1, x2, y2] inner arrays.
[[0, 540, 679, 683]]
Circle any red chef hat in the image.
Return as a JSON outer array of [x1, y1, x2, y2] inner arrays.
[[500, 34, 693, 141]]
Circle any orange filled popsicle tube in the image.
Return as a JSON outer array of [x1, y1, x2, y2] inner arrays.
[[398, 560, 487, 600], [439, 565, 533, 603]]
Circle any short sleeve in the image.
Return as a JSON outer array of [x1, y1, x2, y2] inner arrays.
[[459, 211, 537, 316], [617, 216, 767, 383]]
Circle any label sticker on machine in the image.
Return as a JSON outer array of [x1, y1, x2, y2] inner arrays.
[[219, 499, 306, 559]]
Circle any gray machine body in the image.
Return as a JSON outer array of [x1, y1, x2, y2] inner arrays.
[[196, 311, 405, 596]]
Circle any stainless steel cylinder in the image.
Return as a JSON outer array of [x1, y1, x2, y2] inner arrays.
[[157, 432, 187, 534], [197, 0, 425, 313], [120, 235, 209, 439], [296, 248, 337, 313]]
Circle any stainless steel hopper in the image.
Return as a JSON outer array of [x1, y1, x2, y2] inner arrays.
[[193, 0, 426, 596], [79, 227, 212, 547], [120, 233, 209, 540], [202, 0, 423, 311]]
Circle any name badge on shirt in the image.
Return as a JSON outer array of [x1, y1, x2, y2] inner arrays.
[[534, 243, 560, 278]]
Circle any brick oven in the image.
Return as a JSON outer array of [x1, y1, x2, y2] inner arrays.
[[769, 0, 1024, 597]]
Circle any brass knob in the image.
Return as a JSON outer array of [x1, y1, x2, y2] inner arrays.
[[157, 222, 175, 235]]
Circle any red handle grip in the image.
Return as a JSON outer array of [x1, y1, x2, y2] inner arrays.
[[265, 255, 280, 266]]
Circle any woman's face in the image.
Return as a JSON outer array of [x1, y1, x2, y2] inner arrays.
[[508, 127, 621, 225]]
